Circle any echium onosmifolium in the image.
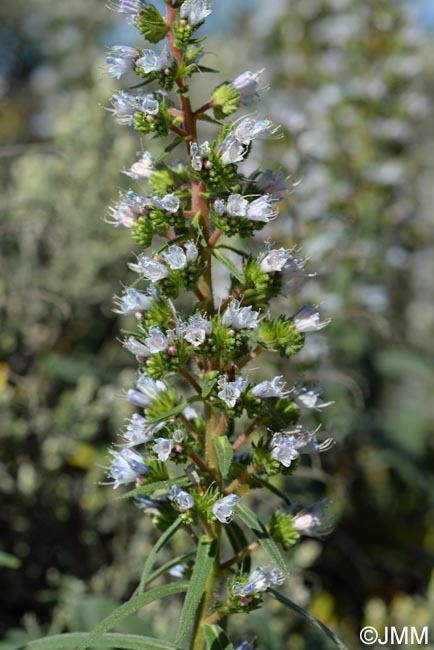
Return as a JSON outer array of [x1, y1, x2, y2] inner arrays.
[[98, 2, 342, 649]]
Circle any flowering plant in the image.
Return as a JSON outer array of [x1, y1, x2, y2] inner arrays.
[[31, 2, 345, 649]]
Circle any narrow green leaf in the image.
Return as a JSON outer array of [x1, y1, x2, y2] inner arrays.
[[203, 624, 234, 650], [154, 136, 185, 164], [211, 249, 244, 283], [213, 437, 233, 478], [224, 521, 251, 573], [197, 65, 220, 73], [144, 551, 196, 588], [268, 589, 349, 650], [118, 476, 190, 500], [0, 550, 21, 569], [146, 401, 189, 426], [236, 504, 287, 575], [253, 476, 293, 506], [139, 518, 182, 592], [202, 371, 219, 398], [77, 582, 189, 650], [17, 632, 184, 650], [196, 113, 223, 126], [175, 537, 217, 644]]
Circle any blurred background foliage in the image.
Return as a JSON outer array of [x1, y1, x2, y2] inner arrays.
[[1, 0, 434, 648]]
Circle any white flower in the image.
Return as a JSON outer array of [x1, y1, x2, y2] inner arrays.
[[141, 95, 160, 115], [270, 427, 334, 468], [162, 245, 187, 270], [184, 241, 198, 263], [254, 169, 288, 195], [154, 193, 180, 213], [168, 485, 195, 511], [251, 376, 290, 399], [226, 194, 249, 217], [122, 413, 162, 446], [152, 438, 174, 462], [123, 336, 150, 357], [128, 255, 169, 282], [183, 316, 212, 346], [293, 306, 330, 332], [246, 195, 277, 222], [136, 46, 172, 74], [234, 118, 279, 144], [259, 247, 293, 273], [108, 91, 144, 126], [124, 151, 154, 180], [106, 46, 138, 79], [107, 448, 149, 488], [294, 386, 334, 411], [172, 429, 185, 443], [144, 326, 169, 354], [108, 0, 145, 22], [221, 300, 261, 331], [232, 566, 285, 598], [219, 135, 246, 166], [233, 68, 267, 105], [212, 494, 240, 523], [190, 142, 203, 171], [217, 375, 247, 408], [130, 374, 167, 408], [214, 199, 226, 215], [180, 0, 213, 26], [293, 499, 335, 539], [113, 287, 155, 315]]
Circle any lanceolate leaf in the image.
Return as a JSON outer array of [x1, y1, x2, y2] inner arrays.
[[18, 632, 184, 650], [236, 504, 287, 575], [224, 520, 251, 572], [175, 537, 217, 644], [118, 476, 190, 500], [139, 518, 182, 592], [268, 589, 349, 650], [213, 436, 234, 478], [203, 624, 234, 650], [77, 582, 189, 650], [144, 551, 196, 588], [211, 249, 244, 283]]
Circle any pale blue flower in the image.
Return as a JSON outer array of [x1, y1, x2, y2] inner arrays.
[[183, 316, 212, 346], [221, 300, 261, 331], [152, 438, 174, 462], [217, 376, 247, 408], [180, 0, 213, 26], [234, 118, 279, 145], [246, 195, 278, 222], [233, 68, 267, 105], [227, 194, 249, 217], [143, 326, 169, 354], [219, 135, 245, 166], [128, 255, 169, 281], [108, 448, 149, 488], [137, 46, 172, 74], [232, 565, 285, 597], [124, 151, 154, 180], [294, 386, 334, 411], [106, 46, 138, 79], [293, 306, 330, 332], [270, 427, 334, 467], [251, 376, 290, 399], [113, 287, 155, 315], [123, 336, 150, 357], [108, 0, 145, 21], [212, 494, 240, 523], [108, 91, 144, 126], [293, 499, 335, 539], [168, 485, 195, 511], [258, 247, 293, 273], [162, 245, 187, 270], [122, 413, 160, 446]]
